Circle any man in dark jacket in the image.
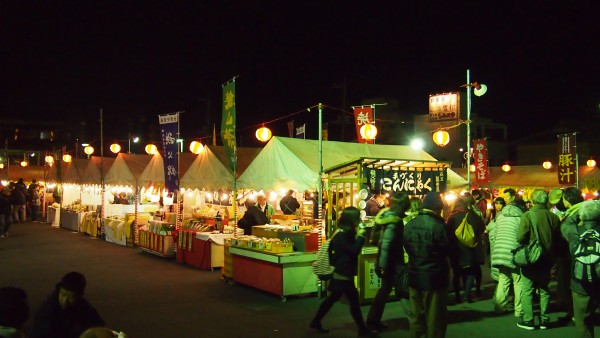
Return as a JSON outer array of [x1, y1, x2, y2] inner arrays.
[[0, 187, 12, 238], [366, 192, 410, 330], [237, 200, 269, 235], [10, 180, 26, 223], [561, 200, 600, 338], [30, 271, 105, 338], [516, 189, 561, 330], [279, 189, 300, 215], [403, 191, 450, 338]]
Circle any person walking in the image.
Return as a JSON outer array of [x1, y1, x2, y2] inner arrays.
[[309, 207, 378, 337], [0, 187, 13, 238], [561, 200, 600, 338], [10, 181, 26, 224], [366, 192, 411, 330], [516, 189, 561, 330], [487, 194, 524, 318], [403, 191, 450, 338]]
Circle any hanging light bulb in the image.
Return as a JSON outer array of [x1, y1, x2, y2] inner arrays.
[[256, 126, 272, 142], [587, 158, 596, 168], [84, 146, 94, 155], [20, 160, 28, 167], [189, 141, 204, 154], [542, 161, 552, 170], [62, 154, 72, 163], [502, 164, 511, 172], [45, 155, 54, 164], [110, 143, 121, 153], [360, 124, 378, 140], [145, 144, 158, 155], [432, 130, 450, 147]]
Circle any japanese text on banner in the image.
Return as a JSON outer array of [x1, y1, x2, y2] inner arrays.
[[221, 79, 237, 172], [473, 138, 489, 184], [363, 168, 447, 194], [159, 113, 179, 192], [557, 133, 577, 185], [353, 106, 374, 144]]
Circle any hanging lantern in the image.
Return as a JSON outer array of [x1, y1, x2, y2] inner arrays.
[[587, 158, 596, 168], [360, 124, 378, 140], [45, 155, 54, 164], [110, 143, 121, 153], [542, 161, 552, 170], [256, 126, 272, 142], [145, 144, 158, 155], [502, 164, 511, 172], [62, 154, 72, 163], [20, 160, 28, 167], [189, 141, 204, 154], [469, 164, 476, 172], [432, 130, 450, 147], [84, 146, 94, 155]]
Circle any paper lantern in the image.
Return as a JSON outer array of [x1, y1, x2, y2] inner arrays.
[[145, 144, 158, 155], [502, 164, 511, 172], [45, 155, 54, 164], [20, 160, 28, 167], [189, 141, 204, 154], [84, 146, 94, 155], [256, 127, 272, 142], [110, 143, 121, 153], [587, 159, 596, 168], [360, 124, 378, 140], [62, 154, 72, 163], [469, 164, 476, 172], [432, 130, 450, 147], [542, 161, 552, 170]]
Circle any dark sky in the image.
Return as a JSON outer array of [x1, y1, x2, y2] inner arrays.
[[2, 2, 599, 147]]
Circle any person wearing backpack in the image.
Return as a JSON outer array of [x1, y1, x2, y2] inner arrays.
[[515, 189, 561, 330], [446, 194, 486, 304], [366, 192, 410, 331], [309, 206, 378, 337], [561, 199, 600, 338]]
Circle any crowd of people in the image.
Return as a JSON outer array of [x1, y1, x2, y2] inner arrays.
[[310, 188, 600, 338], [0, 272, 126, 338], [0, 178, 43, 239]]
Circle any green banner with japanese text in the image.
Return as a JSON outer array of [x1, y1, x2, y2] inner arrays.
[[221, 79, 237, 172]]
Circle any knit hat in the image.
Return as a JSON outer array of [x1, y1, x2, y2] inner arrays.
[[422, 191, 444, 211], [548, 188, 563, 205], [58, 272, 86, 294]]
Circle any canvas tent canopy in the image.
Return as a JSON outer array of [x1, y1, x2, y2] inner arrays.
[[104, 153, 157, 187], [237, 136, 468, 193]]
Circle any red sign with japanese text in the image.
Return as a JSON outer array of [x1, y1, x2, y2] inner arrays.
[[353, 106, 374, 144], [473, 138, 489, 184], [557, 133, 577, 185]]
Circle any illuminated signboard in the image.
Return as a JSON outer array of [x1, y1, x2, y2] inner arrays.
[[429, 92, 460, 122]]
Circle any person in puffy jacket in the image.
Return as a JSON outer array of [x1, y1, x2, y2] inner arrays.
[[366, 192, 410, 330], [487, 198, 524, 317]]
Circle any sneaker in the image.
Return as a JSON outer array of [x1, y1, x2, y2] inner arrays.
[[517, 320, 535, 330], [539, 320, 549, 330]]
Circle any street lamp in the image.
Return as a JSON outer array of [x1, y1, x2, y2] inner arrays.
[[129, 135, 139, 153], [462, 69, 487, 189]]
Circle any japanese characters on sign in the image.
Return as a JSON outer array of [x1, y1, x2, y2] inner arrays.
[[363, 167, 447, 194], [159, 113, 179, 192], [429, 93, 460, 122], [353, 106, 374, 144], [221, 79, 237, 172], [557, 133, 577, 185], [473, 138, 489, 184]]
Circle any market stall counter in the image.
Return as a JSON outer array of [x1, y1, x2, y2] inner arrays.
[[229, 246, 317, 301], [176, 230, 234, 270], [60, 209, 85, 231]]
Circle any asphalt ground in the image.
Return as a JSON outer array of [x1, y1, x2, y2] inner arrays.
[[1, 221, 593, 338]]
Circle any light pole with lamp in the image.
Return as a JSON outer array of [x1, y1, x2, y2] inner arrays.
[[462, 69, 487, 189]]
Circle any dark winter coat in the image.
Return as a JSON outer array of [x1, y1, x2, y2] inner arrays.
[[29, 288, 105, 338], [330, 229, 366, 279], [516, 205, 561, 268], [374, 208, 406, 280], [403, 210, 450, 291], [446, 209, 486, 268], [279, 195, 300, 215], [237, 205, 269, 235]]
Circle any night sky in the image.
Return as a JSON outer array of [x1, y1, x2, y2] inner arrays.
[[2, 2, 599, 148]]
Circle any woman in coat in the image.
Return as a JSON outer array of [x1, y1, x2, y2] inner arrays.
[[309, 207, 377, 337]]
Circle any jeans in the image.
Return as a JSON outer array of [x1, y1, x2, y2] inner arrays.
[[494, 265, 523, 317], [31, 204, 40, 221], [520, 265, 551, 323], [408, 287, 447, 338], [12, 204, 26, 223]]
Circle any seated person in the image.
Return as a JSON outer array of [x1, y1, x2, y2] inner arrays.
[[237, 199, 269, 235]]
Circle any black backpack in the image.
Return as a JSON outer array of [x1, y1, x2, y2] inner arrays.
[[572, 224, 600, 285]]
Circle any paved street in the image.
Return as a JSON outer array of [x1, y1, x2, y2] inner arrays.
[[1, 221, 592, 338]]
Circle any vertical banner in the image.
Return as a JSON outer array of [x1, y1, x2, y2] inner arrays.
[[353, 106, 374, 144], [159, 113, 179, 192], [221, 79, 237, 172], [557, 133, 577, 185], [296, 123, 306, 139], [473, 138, 489, 184], [287, 120, 294, 137]]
